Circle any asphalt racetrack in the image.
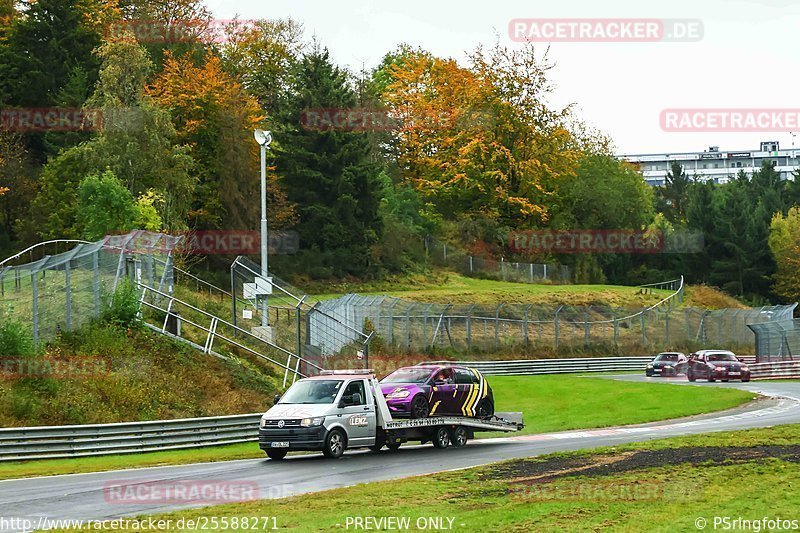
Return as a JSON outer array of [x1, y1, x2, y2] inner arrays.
[[1, 378, 799, 531]]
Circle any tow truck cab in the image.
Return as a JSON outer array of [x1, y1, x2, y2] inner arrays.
[[258, 370, 523, 460]]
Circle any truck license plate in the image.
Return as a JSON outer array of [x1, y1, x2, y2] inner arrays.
[[271, 442, 289, 448]]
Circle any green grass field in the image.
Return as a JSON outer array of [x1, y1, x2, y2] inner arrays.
[[60, 423, 800, 532], [310, 272, 675, 307], [0, 375, 752, 481]]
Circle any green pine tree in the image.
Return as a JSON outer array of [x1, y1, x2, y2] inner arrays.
[[274, 46, 383, 278]]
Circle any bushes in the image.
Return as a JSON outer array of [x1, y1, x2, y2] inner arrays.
[[0, 318, 35, 356], [101, 279, 140, 328]]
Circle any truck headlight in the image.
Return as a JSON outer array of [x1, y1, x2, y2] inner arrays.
[[300, 417, 325, 427], [386, 389, 410, 399]]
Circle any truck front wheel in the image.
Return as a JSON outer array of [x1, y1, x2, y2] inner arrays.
[[323, 428, 346, 459]]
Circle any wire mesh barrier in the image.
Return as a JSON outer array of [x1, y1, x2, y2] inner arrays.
[[315, 288, 796, 356], [424, 238, 571, 283], [749, 319, 800, 362], [0, 232, 181, 347], [230, 256, 371, 368]]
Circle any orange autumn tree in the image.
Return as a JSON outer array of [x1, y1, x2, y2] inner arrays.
[[380, 43, 578, 227], [148, 52, 295, 230]]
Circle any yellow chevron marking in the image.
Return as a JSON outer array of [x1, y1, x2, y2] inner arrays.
[[429, 400, 441, 416]]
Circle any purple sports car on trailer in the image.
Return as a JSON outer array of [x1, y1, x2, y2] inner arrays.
[[379, 364, 494, 419]]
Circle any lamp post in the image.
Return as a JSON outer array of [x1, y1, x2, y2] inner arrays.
[[254, 129, 272, 331]]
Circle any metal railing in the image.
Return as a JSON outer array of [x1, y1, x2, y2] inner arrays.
[[433, 355, 757, 375], [751, 360, 800, 380], [0, 413, 262, 462]]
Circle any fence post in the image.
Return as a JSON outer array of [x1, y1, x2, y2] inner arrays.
[[405, 303, 416, 353], [641, 307, 647, 347], [523, 304, 531, 348], [501, 258, 506, 281], [529, 263, 534, 282], [31, 272, 39, 348], [494, 303, 506, 350], [584, 308, 590, 347], [465, 304, 474, 353], [543, 264, 547, 280], [93, 251, 100, 317], [469, 256, 473, 273], [554, 306, 562, 351], [387, 299, 397, 345], [443, 243, 447, 264], [665, 309, 670, 345], [613, 309, 619, 348], [65, 262, 72, 331]]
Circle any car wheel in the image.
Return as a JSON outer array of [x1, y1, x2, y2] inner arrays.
[[687, 371, 696, 382], [386, 438, 402, 451], [432, 427, 450, 449], [646, 371, 653, 377], [707, 376, 716, 382], [742, 378, 751, 382], [411, 395, 430, 419], [476, 399, 494, 418], [448, 426, 468, 448], [322, 428, 346, 459], [722, 379, 729, 382], [266, 449, 287, 460]]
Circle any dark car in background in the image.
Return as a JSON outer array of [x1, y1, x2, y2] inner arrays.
[[646, 352, 688, 377], [687, 350, 751, 382]]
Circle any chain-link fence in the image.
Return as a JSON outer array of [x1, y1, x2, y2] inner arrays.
[[316, 292, 795, 356], [424, 238, 571, 283], [749, 318, 800, 362], [230, 256, 371, 370], [0, 232, 181, 348]]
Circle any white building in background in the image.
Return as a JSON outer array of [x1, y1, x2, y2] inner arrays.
[[619, 141, 800, 186]]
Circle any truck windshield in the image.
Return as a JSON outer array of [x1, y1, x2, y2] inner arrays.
[[381, 368, 434, 384], [279, 380, 343, 404]]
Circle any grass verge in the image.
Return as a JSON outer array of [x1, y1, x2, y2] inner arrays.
[[0, 375, 752, 480], [54, 423, 800, 532]]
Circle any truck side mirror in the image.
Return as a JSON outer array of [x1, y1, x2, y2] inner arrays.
[[273, 393, 281, 405]]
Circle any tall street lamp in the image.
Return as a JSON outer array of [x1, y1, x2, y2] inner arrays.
[[254, 129, 272, 334]]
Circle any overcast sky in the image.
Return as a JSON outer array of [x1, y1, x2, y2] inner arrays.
[[205, 0, 799, 155]]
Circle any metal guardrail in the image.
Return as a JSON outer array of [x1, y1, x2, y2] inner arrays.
[[0, 413, 262, 462], [433, 355, 758, 376], [751, 360, 800, 380]]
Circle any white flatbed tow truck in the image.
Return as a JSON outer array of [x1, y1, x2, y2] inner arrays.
[[258, 370, 523, 459]]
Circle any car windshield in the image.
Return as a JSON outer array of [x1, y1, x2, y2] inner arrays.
[[278, 380, 343, 404], [655, 354, 680, 362], [707, 353, 737, 362], [381, 368, 434, 384]]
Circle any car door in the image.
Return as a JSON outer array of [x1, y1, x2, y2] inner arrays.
[[429, 368, 457, 416], [337, 379, 375, 446], [454, 367, 477, 416]]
